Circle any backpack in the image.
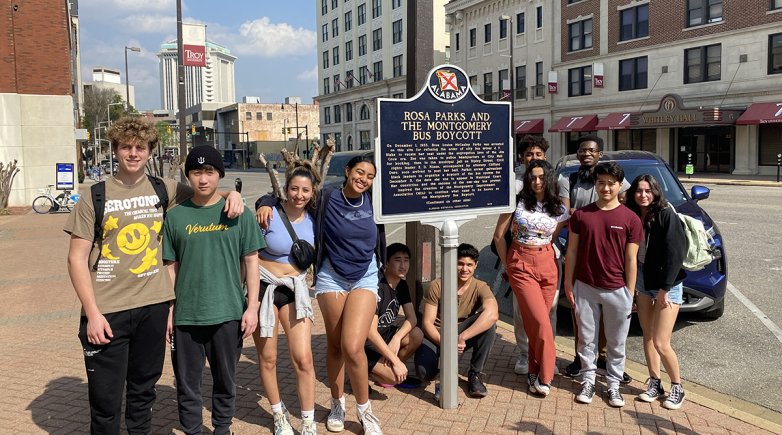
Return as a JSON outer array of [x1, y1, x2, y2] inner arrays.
[[90, 175, 170, 271], [676, 211, 715, 271]]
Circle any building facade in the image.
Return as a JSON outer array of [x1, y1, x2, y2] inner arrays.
[[157, 40, 237, 111], [83, 67, 135, 108], [0, 0, 77, 206], [445, 0, 782, 175], [316, 0, 449, 151]]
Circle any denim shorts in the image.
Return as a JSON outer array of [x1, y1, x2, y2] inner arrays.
[[315, 255, 379, 297], [636, 264, 684, 305]]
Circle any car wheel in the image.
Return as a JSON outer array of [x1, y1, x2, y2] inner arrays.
[[701, 298, 725, 320]]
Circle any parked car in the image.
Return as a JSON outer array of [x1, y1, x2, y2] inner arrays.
[[324, 150, 374, 186], [555, 150, 727, 319]]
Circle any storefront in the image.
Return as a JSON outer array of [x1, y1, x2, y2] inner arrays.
[[548, 115, 598, 155], [737, 102, 782, 172]]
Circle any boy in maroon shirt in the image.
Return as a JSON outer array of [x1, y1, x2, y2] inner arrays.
[[564, 162, 642, 408]]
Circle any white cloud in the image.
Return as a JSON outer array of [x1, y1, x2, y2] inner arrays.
[[121, 14, 176, 34], [297, 65, 319, 81], [80, 0, 175, 12], [225, 17, 316, 58]]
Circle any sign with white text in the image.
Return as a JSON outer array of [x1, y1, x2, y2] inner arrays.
[[182, 23, 206, 67]]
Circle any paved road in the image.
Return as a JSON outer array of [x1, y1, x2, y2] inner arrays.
[[228, 170, 782, 413]]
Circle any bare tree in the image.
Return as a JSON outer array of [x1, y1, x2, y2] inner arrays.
[[0, 160, 20, 210], [82, 86, 121, 133]]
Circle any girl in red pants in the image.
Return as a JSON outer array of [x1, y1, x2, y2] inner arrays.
[[493, 159, 568, 396]]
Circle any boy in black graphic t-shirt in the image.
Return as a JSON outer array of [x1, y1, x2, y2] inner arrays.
[[364, 243, 424, 387]]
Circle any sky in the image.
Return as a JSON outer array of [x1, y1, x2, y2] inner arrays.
[[77, 0, 318, 111]]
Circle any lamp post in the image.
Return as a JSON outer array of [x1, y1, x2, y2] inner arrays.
[[500, 15, 514, 136], [106, 102, 124, 175], [124, 46, 141, 112], [281, 102, 301, 156]]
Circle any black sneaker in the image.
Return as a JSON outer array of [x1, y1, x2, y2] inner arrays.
[[398, 376, 423, 389], [565, 359, 581, 377], [638, 377, 664, 402], [467, 371, 488, 398], [621, 372, 632, 384], [575, 381, 595, 404], [596, 358, 607, 370], [662, 383, 686, 410]]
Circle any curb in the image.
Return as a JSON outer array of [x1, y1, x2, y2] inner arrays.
[[679, 178, 782, 188], [495, 318, 782, 434]]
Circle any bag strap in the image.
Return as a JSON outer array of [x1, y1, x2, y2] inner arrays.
[[147, 175, 169, 213], [90, 181, 106, 271], [275, 203, 299, 242]]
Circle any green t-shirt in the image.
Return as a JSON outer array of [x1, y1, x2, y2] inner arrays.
[[163, 198, 265, 326]]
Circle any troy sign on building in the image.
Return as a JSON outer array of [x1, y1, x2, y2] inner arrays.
[[182, 23, 206, 67]]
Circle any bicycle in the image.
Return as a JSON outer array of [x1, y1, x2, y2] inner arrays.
[[32, 185, 81, 214]]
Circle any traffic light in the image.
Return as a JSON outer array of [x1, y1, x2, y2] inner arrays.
[[287, 128, 292, 134], [167, 126, 172, 135], [86, 131, 91, 140], [191, 124, 196, 134]]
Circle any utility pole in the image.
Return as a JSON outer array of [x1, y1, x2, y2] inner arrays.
[[176, 0, 188, 170]]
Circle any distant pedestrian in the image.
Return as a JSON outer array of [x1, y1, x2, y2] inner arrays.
[[626, 174, 687, 410]]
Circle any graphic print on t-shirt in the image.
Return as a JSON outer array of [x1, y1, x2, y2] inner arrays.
[[97, 194, 164, 282]]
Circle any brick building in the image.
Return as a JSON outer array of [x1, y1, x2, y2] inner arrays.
[[446, 0, 782, 175], [0, 0, 78, 206]]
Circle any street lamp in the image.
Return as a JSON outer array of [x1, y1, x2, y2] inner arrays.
[[124, 46, 141, 112], [107, 102, 124, 175]]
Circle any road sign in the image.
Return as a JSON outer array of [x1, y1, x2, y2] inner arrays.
[[374, 64, 514, 224], [685, 164, 694, 175], [56, 163, 75, 190]]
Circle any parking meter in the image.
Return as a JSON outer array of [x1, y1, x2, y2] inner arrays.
[[234, 177, 242, 193]]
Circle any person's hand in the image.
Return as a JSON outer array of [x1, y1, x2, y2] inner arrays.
[[166, 304, 174, 344], [389, 357, 408, 384], [224, 191, 244, 219], [86, 313, 113, 345], [457, 334, 467, 355], [240, 305, 259, 339], [387, 337, 401, 357], [256, 205, 273, 229], [655, 290, 671, 309], [565, 285, 575, 307]]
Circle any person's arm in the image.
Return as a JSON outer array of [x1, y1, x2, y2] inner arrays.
[[493, 213, 513, 269], [367, 316, 408, 383], [388, 302, 417, 356], [457, 298, 499, 354], [67, 235, 113, 345], [421, 302, 440, 346], [564, 232, 580, 306], [254, 194, 278, 229], [218, 190, 244, 219], [624, 242, 639, 296], [557, 175, 572, 213], [164, 260, 178, 343], [660, 209, 686, 291], [241, 252, 260, 338]]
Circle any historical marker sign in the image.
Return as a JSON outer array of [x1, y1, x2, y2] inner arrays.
[[374, 65, 514, 224]]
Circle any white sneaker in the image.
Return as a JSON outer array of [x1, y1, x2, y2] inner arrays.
[[273, 404, 294, 435], [357, 404, 383, 435], [514, 358, 529, 375], [326, 398, 345, 432], [608, 388, 625, 407], [533, 377, 551, 397], [301, 419, 317, 435]]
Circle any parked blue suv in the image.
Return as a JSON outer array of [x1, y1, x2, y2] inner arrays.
[[556, 151, 727, 319]]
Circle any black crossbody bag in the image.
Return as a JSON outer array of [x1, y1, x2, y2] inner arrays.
[[275, 203, 316, 271]]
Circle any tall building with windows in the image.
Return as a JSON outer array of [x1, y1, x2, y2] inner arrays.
[[316, 0, 449, 151], [446, 0, 782, 175], [157, 40, 237, 111]]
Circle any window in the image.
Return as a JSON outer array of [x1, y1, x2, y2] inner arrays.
[[515, 65, 527, 99], [358, 34, 367, 55], [332, 18, 339, 38], [358, 3, 366, 25], [392, 92, 404, 98], [345, 11, 352, 31], [332, 0, 337, 8], [569, 19, 592, 51], [332, 47, 339, 66], [321, 0, 327, 15], [345, 69, 354, 88], [469, 28, 477, 47], [535, 62, 544, 97], [568, 65, 592, 97], [516, 12, 525, 33], [324, 107, 331, 124], [455, 33, 460, 51], [773, 0, 782, 10], [685, 44, 721, 83], [616, 129, 657, 152], [359, 66, 369, 84], [373, 61, 383, 81], [245, 111, 252, 120], [393, 20, 403, 44], [323, 50, 329, 69], [770, 33, 782, 74], [620, 4, 649, 41], [536, 6, 543, 29], [346, 102, 353, 121], [499, 19, 508, 39], [372, 0, 382, 18], [687, 0, 723, 27], [393, 55, 403, 77], [333, 74, 341, 90], [759, 125, 782, 165], [483, 72, 493, 100], [499, 69, 509, 99], [360, 104, 370, 120], [619, 56, 648, 91], [360, 130, 371, 149], [345, 41, 353, 61], [322, 24, 329, 42], [323, 78, 330, 94], [484, 23, 492, 43], [334, 105, 342, 123], [256, 112, 262, 120], [267, 112, 273, 121], [392, 0, 401, 9], [372, 28, 382, 51]]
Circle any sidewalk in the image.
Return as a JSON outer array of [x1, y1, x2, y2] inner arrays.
[[675, 172, 782, 187], [1, 212, 780, 434]]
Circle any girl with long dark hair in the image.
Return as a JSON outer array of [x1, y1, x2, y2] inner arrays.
[[626, 174, 687, 410], [492, 159, 568, 397]]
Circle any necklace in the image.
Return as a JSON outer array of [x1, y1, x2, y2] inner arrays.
[[341, 188, 364, 208]]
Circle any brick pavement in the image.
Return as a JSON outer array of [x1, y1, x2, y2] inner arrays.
[[0, 212, 778, 434]]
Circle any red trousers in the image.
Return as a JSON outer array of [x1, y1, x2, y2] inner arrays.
[[506, 242, 558, 383]]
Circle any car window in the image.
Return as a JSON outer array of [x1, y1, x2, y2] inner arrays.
[[326, 155, 353, 177]]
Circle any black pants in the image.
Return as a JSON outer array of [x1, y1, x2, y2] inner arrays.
[[172, 321, 242, 435], [414, 312, 497, 381], [78, 302, 169, 435]]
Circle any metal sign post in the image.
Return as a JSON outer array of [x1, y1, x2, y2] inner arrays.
[[374, 64, 513, 408]]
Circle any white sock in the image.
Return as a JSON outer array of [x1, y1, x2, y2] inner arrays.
[[301, 409, 315, 421], [356, 401, 370, 414], [336, 395, 346, 410], [270, 402, 283, 414]]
